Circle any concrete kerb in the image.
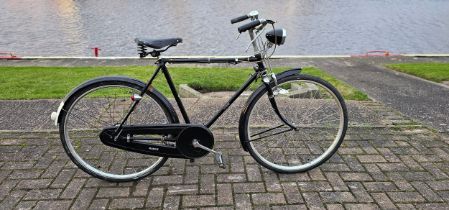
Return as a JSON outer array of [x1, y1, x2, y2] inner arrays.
[[375, 64, 449, 89], [179, 84, 204, 98], [179, 83, 326, 99]]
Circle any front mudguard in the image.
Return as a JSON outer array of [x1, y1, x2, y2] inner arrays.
[[238, 68, 302, 152]]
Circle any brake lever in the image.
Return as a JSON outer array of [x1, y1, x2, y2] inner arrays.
[[235, 33, 242, 40], [255, 19, 275, 31]]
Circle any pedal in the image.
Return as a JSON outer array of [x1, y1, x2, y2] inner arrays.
[[192, 139, 226, 169], [214, 152, 226, 169]]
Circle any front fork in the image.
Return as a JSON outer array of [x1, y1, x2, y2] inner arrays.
[[262, 73, 298, 131]]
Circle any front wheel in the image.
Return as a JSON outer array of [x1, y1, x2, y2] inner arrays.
[[241, 73, 348, 173], [59, 78, 176, 182]]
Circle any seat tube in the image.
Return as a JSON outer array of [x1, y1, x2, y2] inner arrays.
[[140, 63, 163, 96], [161, 65, 191, 123]]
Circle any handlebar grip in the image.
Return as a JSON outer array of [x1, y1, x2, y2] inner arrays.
[[231, 15, 249, 24], [238, 20, 261, 33]]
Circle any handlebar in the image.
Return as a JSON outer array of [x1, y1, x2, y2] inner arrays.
[[230, 10, 275, 53], [231, 15, 249, 24], [230, 10, 258, 24], [238, 19, 262, 33]]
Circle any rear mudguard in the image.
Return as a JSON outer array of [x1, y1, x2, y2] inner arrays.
[[238, 68, 302, 152], [54, 76, 179, 126]]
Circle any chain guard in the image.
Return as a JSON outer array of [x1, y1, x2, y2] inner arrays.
[[99, 124, 214, 159]]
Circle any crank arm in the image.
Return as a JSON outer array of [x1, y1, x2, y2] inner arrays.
[[192, 140, 226, 169]]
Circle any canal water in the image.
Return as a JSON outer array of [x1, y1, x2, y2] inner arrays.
[[1, 0, 449, 56]]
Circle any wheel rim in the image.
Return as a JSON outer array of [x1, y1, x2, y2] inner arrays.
[[247, 79, 346, 172], [63, 85, 168, 180]]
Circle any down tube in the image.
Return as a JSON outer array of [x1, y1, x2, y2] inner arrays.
[[205, 73, 258, 128]]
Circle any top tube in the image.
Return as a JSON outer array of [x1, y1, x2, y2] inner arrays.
[[158, 55, 261, 64]]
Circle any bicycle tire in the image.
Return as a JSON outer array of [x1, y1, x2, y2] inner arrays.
[[59, 77, 178, 182], [240, 73, 348, 173]]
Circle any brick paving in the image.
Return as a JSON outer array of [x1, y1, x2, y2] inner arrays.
[[1, 103, 449, 209]]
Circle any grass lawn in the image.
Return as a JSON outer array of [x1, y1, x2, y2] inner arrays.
[[0, 66, 368, 100], [386, 63, 449, 83]]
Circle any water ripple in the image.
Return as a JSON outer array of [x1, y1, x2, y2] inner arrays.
[[1, 0, 449, 56]]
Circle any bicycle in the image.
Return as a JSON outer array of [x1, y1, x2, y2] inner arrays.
[[51, 11, 348, 182]]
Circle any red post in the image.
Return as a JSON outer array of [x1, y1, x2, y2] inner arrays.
[[91, 47, 100, 57]]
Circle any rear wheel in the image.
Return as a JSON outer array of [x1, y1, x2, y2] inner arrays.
[[241, 74, 348, 173], [59, 79, 176, 182]]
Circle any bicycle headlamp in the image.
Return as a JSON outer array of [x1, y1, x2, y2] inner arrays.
[[266, 28, 286, 45]]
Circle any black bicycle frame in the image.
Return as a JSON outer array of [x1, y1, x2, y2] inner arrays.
[[114, 55, 296, 138], [153, 56, 263, 128]]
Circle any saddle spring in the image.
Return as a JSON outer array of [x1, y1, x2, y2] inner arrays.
[[138, 45, 162, 58]]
